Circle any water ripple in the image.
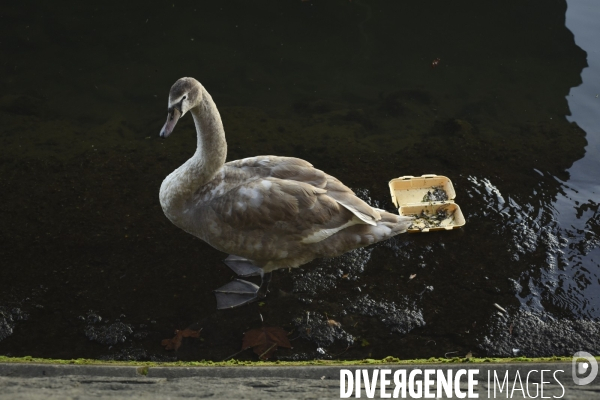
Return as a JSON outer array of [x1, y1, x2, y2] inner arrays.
[[466, 175, 600, 319]]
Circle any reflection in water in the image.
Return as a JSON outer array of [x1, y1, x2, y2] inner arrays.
[[532, 0, 600, 318], [0, 0, 598, 361]]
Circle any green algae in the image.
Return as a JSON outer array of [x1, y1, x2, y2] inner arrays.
[[1, 355, 595, 369]]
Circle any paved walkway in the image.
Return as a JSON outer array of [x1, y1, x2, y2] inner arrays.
[[1, 362, 599, 399]]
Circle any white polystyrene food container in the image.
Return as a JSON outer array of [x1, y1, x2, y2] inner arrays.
[[388, 174, 466, 233]]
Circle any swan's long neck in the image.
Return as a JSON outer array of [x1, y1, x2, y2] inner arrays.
[[188, 88, 227, 187], [160, 88, 227, 219]]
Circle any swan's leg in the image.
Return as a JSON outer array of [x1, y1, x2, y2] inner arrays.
[[223, 255, 262, 277], [257, 272, 272, 299], [214, 279, 260, 309]]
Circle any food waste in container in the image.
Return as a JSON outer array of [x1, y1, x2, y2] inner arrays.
[[388, 174, 466, 233]]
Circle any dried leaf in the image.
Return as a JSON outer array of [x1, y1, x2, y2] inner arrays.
[[181, 328, 201, 338], [409, 274, 416, 280], [161, 328, 202, 351], [242, 326, 291, 360], [327, 319, 341, 328], [465, 351, 473, 359], [161, 337, 180, 351]]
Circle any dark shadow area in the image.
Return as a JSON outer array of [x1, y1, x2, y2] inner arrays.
[[0, 0, 596, 361]]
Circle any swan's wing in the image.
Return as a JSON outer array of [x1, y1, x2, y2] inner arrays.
[[207, 176, 339, 233], [222, 156, 381, 226], [225, 156, 327, 188], [322, 176, 379, 226]]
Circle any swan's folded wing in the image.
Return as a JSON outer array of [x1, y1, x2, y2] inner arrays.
[[257, 158, 380, 225], [214, 156, 381, 233], [208, 177, 343, 234], [324, 176, 380, 226], [226, 156, 328, 189]]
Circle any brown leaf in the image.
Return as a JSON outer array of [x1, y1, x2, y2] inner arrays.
[[180, 328, 201, 338], [327, 319, 341, 328], [242, 326, 291, 360], [161, 335, 182, 351], [161, 328, 202, 351], [409, 274, 416, 280]]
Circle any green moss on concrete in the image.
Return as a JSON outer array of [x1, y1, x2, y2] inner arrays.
[[137, 366, 149, 375], [1, 355, 596, 368]]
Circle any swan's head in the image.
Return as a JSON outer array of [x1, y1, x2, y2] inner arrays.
[[160, 77, 203, 138]]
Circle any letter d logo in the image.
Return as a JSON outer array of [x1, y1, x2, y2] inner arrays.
[[572, 351, 598, 385]]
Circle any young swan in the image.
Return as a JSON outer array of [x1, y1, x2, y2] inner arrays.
[[159, 77, 413, 309]]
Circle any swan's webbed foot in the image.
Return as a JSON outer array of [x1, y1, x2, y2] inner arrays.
[[214, 272, 273, 309], [223, 255, 263, 277], [214, 279, 259, 309]]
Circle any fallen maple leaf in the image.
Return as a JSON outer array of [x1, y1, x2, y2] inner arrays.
[[242, 326, 291, 360], [161, 328, 202, 351]]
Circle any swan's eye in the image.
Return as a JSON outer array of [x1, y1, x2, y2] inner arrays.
[[183, 96, 187, 100]]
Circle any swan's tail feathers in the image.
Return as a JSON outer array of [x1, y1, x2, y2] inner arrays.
[[378, 210, 414, 236], [349, 210, 413, 248]]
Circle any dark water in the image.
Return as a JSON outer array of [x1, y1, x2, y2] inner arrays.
[[1, 0, 599, 361]]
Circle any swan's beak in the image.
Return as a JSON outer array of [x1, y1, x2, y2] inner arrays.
[[160, 108, 181, 138]]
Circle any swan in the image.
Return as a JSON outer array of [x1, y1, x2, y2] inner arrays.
[[159, 77, 413, 309]]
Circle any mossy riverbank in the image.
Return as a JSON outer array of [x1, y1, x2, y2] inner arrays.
[[1, 355, 591, 368]]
